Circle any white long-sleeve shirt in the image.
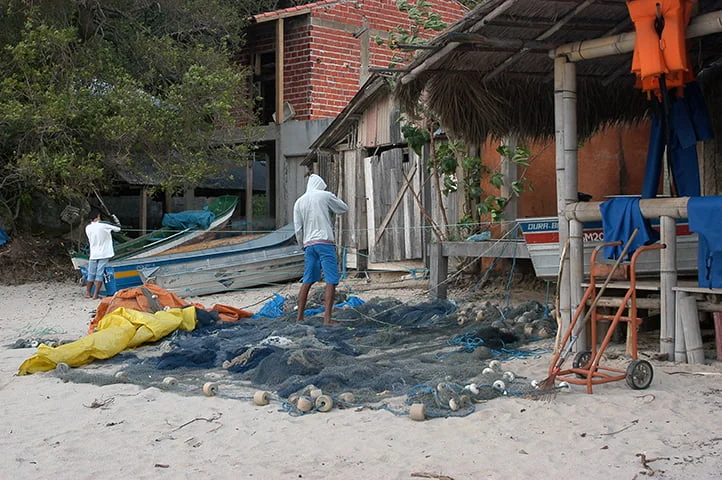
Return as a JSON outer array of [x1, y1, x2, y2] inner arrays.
[[293, 174, 348, 247], [86, 220, 121, 260]]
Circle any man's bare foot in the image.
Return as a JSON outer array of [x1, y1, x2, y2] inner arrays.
[[92, 295, 100, 299], [84, 293, 92, 298], [323, 319, 342, 327]]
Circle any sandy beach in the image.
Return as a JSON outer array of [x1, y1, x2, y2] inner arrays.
[[1, 279, 721, 480]]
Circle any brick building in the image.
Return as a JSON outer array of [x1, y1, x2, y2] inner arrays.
[[235, 0, 467, 227]]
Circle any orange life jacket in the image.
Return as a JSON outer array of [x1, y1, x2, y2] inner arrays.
[[627, 0, 696, 97]]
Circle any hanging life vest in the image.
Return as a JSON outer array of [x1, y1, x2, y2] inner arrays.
[[627, 0, 696, 97]]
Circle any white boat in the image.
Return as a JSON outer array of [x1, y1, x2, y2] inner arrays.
[[518, 216, 699, 279]]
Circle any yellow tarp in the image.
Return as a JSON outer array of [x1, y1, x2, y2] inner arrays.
[[18, 306, 196, 375]]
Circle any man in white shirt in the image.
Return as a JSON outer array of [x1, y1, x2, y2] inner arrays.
[[293, 174, 348, 325], [84, 210, 121, 298]]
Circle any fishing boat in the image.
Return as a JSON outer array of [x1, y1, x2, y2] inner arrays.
[[90, 223, 302, 296], [139, 244, 305, 297], [71, 195, 239, 270], [518, 216, 699, 279]]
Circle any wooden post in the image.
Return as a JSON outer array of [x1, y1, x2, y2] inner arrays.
[[429, 242, 448, 300], [275, 18, 285, 124], [139, 186, 148, 236], [714, 312, 722, 360], [679, 295, 705, 364], [246, 155, 254, 233], [164, 190, 173, 214], [674, 291, 687, 362], [554, 55, 572, 338], [500, 135, 518, 235], [184, 188, 195, 210], [359, 18, 370, 86], [660, 215, 677, 358]]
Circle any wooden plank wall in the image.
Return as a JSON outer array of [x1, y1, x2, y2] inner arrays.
[[339, 150, 366, 252], [366, 148, 423, 262]]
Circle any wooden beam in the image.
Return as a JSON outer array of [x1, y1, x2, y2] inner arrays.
[[400, 0, 520, 85], [486, 0, 597, 81], [446, 32, 556, 50], [275, 18, 284, 124]]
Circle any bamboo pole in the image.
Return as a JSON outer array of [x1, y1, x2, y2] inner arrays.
[[553, 10, 722, 62], [563, 61, 582, 350], [674, 291, 687, 362], [659, 215, 677, 358], [554, 55, 572, 337], [569, 218, 586, 350], [565, 197, 690, 222], [679, 295, 705, 364]]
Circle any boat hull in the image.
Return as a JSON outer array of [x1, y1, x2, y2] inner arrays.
[[140, 245, 305, 297], [518, 216, 698, 279], [84, 224, 299, 296]]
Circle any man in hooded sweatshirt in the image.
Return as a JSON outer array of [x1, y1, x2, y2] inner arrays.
[[293, 173, 349, 325]]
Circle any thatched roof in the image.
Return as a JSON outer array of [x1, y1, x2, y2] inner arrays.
[[396, 0, 722, 143]]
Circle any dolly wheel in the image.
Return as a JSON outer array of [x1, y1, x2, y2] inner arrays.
[[409, 403, 426, 421], [626, 360, 654, 389], [315, 394, 334, 412], [573, 351, 593, 378], [203, 382, 219, 396], [253, 391, 271, 406]]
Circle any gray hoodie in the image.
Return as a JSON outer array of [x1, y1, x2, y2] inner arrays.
[[293, 174, 349, 247]]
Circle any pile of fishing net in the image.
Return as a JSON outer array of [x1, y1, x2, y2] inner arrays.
[[53, 288, 558, 419]]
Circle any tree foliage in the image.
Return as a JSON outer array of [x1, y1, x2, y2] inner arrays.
[[0, 0, 263, 227]]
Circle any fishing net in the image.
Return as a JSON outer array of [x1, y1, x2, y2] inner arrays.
[[52, 288, 559, 419]]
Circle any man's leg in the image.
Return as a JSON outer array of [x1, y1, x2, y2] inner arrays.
[[85, 281, 93, 298], [297, 283, 312, 322], [323, 283, 340, 326], [92, 280, 103, 299]]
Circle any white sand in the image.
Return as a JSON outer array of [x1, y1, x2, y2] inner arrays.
[[1, 280, 721, 480]]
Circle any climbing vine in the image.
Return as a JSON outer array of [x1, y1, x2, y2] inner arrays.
[[377, 1, 533, 241]]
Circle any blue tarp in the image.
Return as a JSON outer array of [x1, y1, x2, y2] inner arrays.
[[251, 293, 366, 319], [642, 81, 714, 198], [688, 196, 722, 288], [0, 226, 8, 246], [161, 210, 216, 230], [600, 197, 659, 260]]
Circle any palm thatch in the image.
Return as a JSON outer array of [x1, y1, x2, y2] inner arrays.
[[396, 0, 722, 143]]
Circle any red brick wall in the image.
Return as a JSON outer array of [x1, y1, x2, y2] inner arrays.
[[304, 0, 467, 119], [244, 1, 466, 121]]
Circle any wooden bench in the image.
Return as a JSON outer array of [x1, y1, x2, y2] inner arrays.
[[673, 285, 722, 363]]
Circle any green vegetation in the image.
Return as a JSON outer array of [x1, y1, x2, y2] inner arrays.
[[0, 0, 264, 228]]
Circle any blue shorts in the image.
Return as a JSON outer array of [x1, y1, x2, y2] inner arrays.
[[86, 258, 109, 282], [302, 244, 340, 285]]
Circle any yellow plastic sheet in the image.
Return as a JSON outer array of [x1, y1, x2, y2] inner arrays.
[[18, 306, 196, 375]]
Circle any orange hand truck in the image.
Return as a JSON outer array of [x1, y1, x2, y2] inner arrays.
[[549, 233, 665, 394]]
